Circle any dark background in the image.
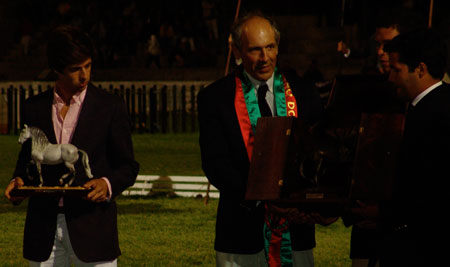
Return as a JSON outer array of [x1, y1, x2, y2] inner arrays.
[[0, 0, 448, 81]]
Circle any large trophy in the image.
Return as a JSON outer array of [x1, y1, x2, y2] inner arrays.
[[245, 74, 406, 216], [11, 124, 94, 197]]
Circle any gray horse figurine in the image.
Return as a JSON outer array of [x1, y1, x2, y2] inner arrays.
[[18, 124, 94, 186]]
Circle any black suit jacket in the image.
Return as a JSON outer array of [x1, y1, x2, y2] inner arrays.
[[13, 84, 139, 262], [198, 67, 322, 253], [380, 82, 450, 266]]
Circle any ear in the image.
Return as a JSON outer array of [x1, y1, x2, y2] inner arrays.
[[417, 62, 428, 78], [232, 44, 241, 62], [24, 124, 28, 129], [53, 69, 63, 79]]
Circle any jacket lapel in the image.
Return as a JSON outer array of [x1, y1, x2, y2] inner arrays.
[[224, 69, 251, 163], [39, 89, 57, 144], [71, 84, 96, 148]]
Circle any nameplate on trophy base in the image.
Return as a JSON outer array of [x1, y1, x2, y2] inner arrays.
[[10, 186, 92, 197]]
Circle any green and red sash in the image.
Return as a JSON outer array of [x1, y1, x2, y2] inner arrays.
[[264, 207, 293, 267], [234, 68, 298, 266], [234, 68, 298, 160]]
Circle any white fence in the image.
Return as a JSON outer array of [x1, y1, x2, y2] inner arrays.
[[0, 80, 213, 134], [122, 175, 219, 199]]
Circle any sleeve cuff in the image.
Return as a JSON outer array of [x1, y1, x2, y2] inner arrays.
[[100, 177, 112, 201]]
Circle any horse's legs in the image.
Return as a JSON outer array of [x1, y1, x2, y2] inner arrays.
[[35, 162, 43, 187], [61, 161, 76, 186], [26, 160, 35, 181]]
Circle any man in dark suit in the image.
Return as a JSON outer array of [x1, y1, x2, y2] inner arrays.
[[4, 25, 139, 266], [198, 12, 323, 266], [380, 29, 449, 266], [342, 9, 425, 267]]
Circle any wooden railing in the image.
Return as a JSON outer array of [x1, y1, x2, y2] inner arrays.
[[0, 81, 212, 134]]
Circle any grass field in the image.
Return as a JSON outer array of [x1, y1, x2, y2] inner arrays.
[[0, 134, 351, 266]]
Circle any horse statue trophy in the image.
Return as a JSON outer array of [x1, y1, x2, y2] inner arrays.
[[18, 124, 94, 189]]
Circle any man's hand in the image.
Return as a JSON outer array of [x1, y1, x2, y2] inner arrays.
[[83, 178, 109, 202], [351, 200, 379, 219], [267, 203, 302, 223], [304, 212, 339, 226], [4, 177, 26, 204], [351, 200, 379, 229], [267, 203, 338, 226]]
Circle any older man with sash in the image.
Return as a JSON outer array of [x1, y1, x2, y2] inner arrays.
[[198, 12, 323, 267]]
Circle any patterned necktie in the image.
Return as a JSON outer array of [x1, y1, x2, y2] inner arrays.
[[258, 83, 272, 117]]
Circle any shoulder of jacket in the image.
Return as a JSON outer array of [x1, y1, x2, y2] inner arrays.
[[88, 83, 124, 103], [25, 89, 53, 105], [200, 74, 235, 96]]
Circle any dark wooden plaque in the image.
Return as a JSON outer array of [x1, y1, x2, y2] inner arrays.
[[245, 117, 299, 200], [245, 117, 349, 216], [245, 117, 348, 204], [10, 186, 92, 197], [318, 74, 407, 203], [350, 113, 405, 200], [245, 75, 407, 215]]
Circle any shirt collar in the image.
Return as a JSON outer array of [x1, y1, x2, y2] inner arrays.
[[411, 81, 442, 106], [53, 85, 88, 106], [244, 70, 275, 93]]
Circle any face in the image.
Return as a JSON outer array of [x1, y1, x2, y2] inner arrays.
[[375, 27, 399, 74], [18, 125, 30, 144], [56, 57, 92, 94], [233, 17, 278, 81], [388, 52, 418, 101]]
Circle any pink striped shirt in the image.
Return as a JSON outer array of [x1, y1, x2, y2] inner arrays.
[[52, 87, 87, 144]]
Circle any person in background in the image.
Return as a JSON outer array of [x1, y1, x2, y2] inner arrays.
[[145, 33, 161, 68], [338, 7, 424, 75]]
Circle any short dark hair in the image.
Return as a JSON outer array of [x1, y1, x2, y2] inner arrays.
[[46, 25, 95, 73], [385, 29, 447, 79], [231, 11, 280, 50], [375, 8, 425, 34]]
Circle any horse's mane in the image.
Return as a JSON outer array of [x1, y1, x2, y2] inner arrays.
[[28, 126, 50, 149]]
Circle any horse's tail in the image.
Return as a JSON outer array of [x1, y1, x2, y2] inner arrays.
[[79, 149, 94, 178]]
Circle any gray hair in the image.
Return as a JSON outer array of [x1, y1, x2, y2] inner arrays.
[[231, 11, 280, 51]]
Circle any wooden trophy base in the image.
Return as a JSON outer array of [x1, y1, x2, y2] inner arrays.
[[10, 186, 92, 197]]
